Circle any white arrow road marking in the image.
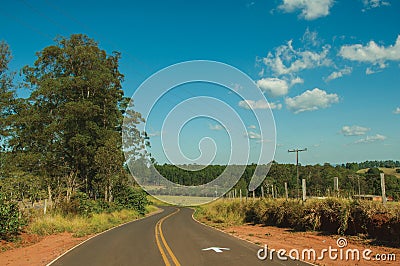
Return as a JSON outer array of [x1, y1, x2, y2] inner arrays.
[[202, 247, 230, 253]]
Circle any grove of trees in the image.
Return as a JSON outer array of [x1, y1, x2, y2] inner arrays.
[[0, 34, 147, 231]]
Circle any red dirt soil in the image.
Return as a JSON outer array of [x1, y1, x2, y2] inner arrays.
[[0, 232, 92, 266]]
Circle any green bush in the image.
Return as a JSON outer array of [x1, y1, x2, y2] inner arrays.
[[114, 186, 149, 214], [0, 193, 25, 240], [57, 187, 150, 217]]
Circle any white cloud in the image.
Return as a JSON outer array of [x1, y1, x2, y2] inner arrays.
[[394, 107, 400, 114], [325, 67, 352, 82], [365, 67, 382, 75], [244, 131, 272, 143], [245, 131, 262, 139], [339, 35, 400, 70], [238, 99, 282, 110], [285, 88, 339, 114], [256, 78, 288, 97], [290, 76, 304, 86], [256, 139, 272, 143], [232, 83, 242, 92], [362, 0, 390, 10], [248, 125, 257, 129], [341, 125, 370, 136], [256, 77, 303, 97], [209, 124, 223, 131], [263, 40, 331, 76], [148, 131, 161, 137], [355, 134, 386, 144], [278, 0, 335, 20], [301, 28, 320, 47]]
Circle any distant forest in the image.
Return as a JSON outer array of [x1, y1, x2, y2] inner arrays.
[[343, 160, 400, 170], [155, 160, 400, 200]]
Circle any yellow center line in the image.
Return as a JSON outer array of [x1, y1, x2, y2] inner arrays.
[[155, 208, 181, 266], [155, 219, 171, 266]]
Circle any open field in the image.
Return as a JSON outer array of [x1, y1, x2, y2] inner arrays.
[[357, 167, 400, 178], [152, 195, 217, 206]]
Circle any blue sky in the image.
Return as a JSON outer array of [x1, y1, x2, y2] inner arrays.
[[1, 0, 400, 165]]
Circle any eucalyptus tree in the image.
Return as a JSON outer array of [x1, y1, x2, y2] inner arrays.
[[15, 34, 143, 203], [0, 41, 17, 178]]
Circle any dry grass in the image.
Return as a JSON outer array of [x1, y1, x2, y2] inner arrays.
[[196, 198, 400, 245], [28, 205, 157, 237]]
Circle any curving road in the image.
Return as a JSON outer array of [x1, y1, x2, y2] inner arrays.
[[49, 206, 307, 266]]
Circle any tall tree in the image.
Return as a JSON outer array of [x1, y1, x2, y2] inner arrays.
[[14, 34, 143, 203], [0, 41, 16, 178]]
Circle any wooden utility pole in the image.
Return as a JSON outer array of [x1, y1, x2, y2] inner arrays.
[[288, 148, 307, 199]]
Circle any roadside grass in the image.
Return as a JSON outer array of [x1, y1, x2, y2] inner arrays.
[[28, 205, 158, 237], [196, 198, 400, 246], [193, 199, 245, 228]]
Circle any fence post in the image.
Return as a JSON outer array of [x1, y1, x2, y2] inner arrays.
[[334, 177, 339, 197], [44, 199, 47, 215], [302, 178, 306, 202], [380, 173, 387, 205], [284, 182, 288, 200], [271, 184, 275, 199], [261, 186, 264, 198]]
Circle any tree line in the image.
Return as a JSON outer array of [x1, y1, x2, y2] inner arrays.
[[343, 160, 400, 171], [155, 162, 400, 200]]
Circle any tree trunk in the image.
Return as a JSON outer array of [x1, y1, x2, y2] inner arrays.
[[104, 185, 108, 201], [108, 183, 113, 202], [47, 184, 52, 206]]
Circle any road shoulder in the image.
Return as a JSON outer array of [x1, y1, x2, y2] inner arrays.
[[0, 207, 163, 266]]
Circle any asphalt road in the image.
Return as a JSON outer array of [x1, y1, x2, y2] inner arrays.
[[49, 206, 308, 266]]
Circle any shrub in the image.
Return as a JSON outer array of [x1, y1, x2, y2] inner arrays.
[[0, 193, 25, 240], [58, 192, 98, 217], [114, 186, 149, 214]]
